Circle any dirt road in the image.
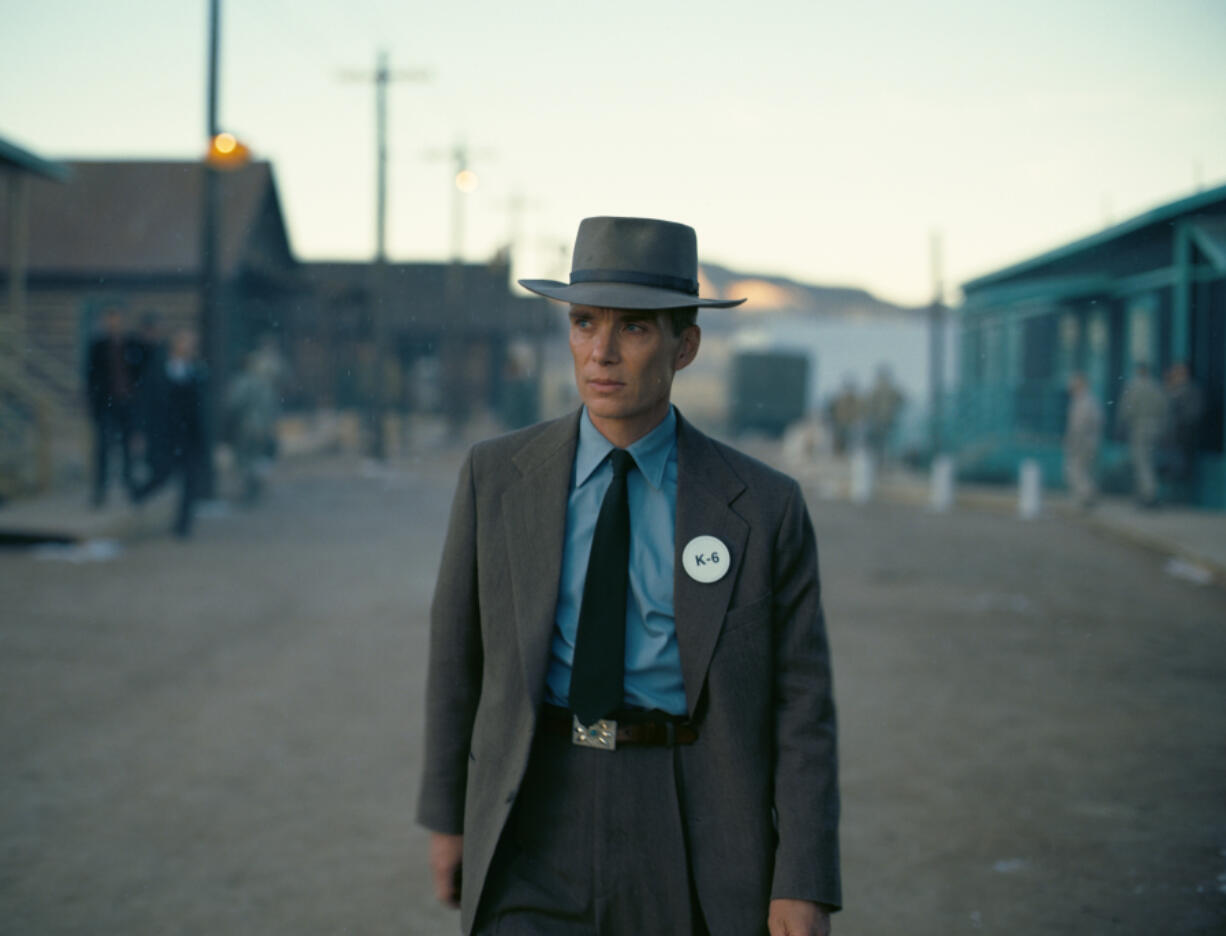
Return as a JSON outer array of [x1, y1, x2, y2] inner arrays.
[[2, 450, 1224, 934]]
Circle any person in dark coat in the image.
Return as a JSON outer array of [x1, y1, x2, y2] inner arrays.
[[129, 311, 169, 481], [85, 307, 142, 506], [131, 328, 207, 538]]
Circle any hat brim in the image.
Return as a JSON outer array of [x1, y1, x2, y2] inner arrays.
[[518, 279, 745, 310]]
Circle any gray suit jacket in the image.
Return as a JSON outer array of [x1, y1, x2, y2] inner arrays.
[[417, 410, 840, 933]]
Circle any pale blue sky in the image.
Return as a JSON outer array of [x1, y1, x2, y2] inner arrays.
[[3, 0, 1224, 304]]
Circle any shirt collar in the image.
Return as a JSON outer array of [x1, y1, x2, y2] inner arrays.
[[575, 406, 677, 491]]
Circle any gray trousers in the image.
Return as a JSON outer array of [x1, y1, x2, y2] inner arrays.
[[475, 728, 707, 936]]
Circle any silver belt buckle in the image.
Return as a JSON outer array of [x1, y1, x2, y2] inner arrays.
[[572, 716, 617, 751]]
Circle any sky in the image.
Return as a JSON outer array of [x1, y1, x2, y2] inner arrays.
[[3, 0, 1225, 306]]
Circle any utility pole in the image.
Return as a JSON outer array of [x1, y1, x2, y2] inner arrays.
[[340, 51, 430, 458], [199, 0, 222, 497], [339, 51, 430, 262], [928, 230, 946, 458], [427, 138, 494, 263]]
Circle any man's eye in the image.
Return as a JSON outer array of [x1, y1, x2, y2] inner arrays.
[[624, 323, 644, 334]]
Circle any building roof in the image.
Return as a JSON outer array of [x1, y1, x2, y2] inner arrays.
[[0, 160, 293, 279], [963, 181, 1226, 295], [0, 135, 70, 182]]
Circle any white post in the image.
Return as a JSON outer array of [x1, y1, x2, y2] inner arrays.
[[930, 455, 955, 512], [850, 445, 875, 504], [1018, 459, 1042, 520]]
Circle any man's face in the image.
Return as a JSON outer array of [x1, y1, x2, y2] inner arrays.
[[568, 305, 699, 428]]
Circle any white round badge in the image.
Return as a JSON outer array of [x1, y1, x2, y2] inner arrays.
[[682, 535, 731, 584]]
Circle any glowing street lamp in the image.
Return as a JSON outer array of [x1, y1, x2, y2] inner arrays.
[[206, 131, 252, 169], [455, 169, 479, 193]]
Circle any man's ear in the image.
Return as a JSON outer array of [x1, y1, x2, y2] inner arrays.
[[674, 325, 701, 372]]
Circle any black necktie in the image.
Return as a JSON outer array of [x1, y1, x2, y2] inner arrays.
[[570, 449, 635, 726]]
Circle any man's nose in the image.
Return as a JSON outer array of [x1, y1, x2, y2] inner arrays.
[[591, 325, 619, 362]]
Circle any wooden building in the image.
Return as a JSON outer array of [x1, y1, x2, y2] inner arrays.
[[955, 183, 1226, 507], [0, 153, 558, 485], [0, 136, 72, 494], [294, 260, 555, 426], [0, 158, 298, 409]]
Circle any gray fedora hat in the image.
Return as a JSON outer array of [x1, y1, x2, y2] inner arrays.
[[518, 216, 746, 310]]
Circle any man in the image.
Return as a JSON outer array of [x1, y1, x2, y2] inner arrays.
[[1063, 372, 1102, 508], [129, 311, 168, 482], [131, 328, 207, 537], [85, 306, 140, 506], [865, 365, 904, 466], [225, 348, 280, 503], [1119, 362, 1166, 507], [418, 217, 840, 936], [1164, 361, 1204, 502]]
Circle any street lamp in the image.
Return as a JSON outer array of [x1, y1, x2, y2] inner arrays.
[[199, 129, 251, 498], [206, 132, 252, 169]]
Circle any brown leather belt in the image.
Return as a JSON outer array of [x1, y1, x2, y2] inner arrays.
[[541, 704, 698, 749]]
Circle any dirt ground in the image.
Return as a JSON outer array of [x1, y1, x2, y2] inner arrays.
[[1, 449, 1224, 935]]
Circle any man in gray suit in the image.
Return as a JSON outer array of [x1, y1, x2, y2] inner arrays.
[[418, 217, 840, 935]]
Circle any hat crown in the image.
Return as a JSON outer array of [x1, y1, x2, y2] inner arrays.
[[570, 217, 698, 293]]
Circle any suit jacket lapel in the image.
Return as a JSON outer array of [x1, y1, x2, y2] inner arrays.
[[674, 412, 748, 716], [502, 411, 581, 713]]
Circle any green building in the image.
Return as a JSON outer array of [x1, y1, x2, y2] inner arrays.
[[955, 183, 1226, 507]]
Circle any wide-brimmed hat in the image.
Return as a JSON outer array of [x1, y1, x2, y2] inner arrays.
[[518, 216, 745, 310]]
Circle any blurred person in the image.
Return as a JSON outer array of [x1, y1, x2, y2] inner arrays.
[[1063, 373, 1102, 508], [1164, 361, 1204, 501], [225, 349, 280, 503], [498, 346, 539, 430], [129, 311, 168, 481], [1119, 362, 1166, 508], [419, 217, 840, 936], [85, 306, 141, 506], [828, 377, 861, 456], [253, 333, 290, 397], [131, 329, 206, 538], [865, 365, 904, 465]]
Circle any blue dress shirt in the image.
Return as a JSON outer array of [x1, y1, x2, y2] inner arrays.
[[545, 406, 686, 715]]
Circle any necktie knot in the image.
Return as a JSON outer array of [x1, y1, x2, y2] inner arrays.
[[609, 449, 634, 479]]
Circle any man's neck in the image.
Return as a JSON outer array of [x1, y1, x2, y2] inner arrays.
[[587, 402, 672, 450]]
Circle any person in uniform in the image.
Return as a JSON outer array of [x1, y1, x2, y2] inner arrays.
[[1063, 372, 1103, 508], [1164, 361, 1204, 502], [417, 217, 840, 936], [1119, 362, 1166, 507]]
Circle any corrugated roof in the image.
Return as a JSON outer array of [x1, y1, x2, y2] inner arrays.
[[963, 181, 1226, 294], [0, 160, 290, 278]]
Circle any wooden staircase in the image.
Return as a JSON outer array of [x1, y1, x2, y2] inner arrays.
[[0, 325, 87, 499]]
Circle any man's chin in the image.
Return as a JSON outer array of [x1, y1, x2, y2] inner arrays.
[[584, 400, 632, 421]]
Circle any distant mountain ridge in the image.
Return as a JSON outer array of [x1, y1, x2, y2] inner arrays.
[[699, 262, 922, 319]]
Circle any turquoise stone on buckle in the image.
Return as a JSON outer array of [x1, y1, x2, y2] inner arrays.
[[572, 715, 617, 751]]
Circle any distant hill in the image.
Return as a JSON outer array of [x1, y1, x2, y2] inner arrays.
[[698, 263, 923, 323]]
